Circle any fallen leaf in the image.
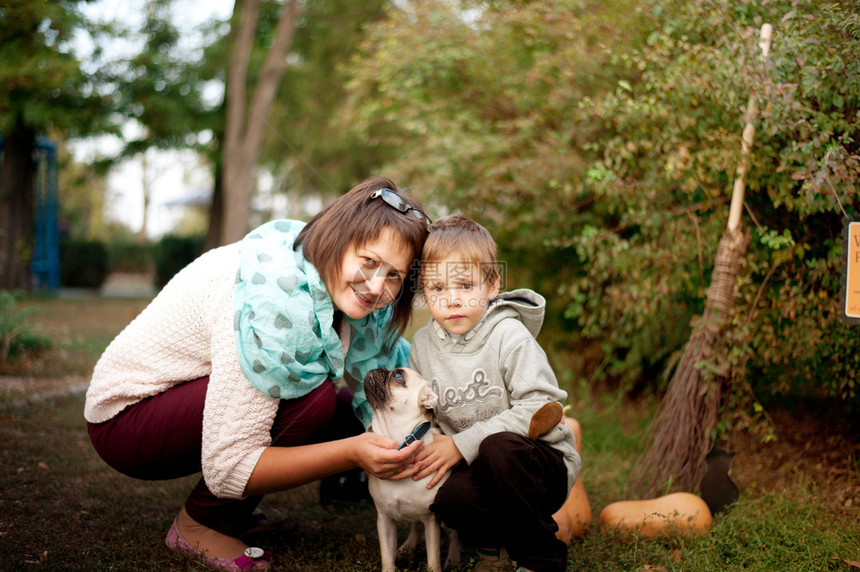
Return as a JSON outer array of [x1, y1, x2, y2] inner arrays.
[[832, 556, 860, 570]]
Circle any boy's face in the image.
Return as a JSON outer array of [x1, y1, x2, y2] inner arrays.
[[422, 256, 500, 336]]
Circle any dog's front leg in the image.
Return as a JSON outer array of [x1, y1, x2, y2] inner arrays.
[[376, 513, 399, 572]]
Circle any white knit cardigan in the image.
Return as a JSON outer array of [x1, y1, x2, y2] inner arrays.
[[85, 243, 281, 499]]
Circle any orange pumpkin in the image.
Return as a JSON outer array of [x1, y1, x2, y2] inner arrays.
[[552, 415, 592, 542], [598, 492, 713, 537]]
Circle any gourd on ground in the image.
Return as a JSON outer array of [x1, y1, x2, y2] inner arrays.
[[552, 414, 592, 542], [598, 492, 713, 537]]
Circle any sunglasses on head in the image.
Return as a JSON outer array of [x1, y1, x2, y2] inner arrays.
[[370, 188, 433, 230]]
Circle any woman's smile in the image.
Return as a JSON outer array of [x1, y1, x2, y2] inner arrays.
[[330, 228, 413, 319]]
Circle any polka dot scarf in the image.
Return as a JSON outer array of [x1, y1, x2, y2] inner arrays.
[[233, 220, 409, 427]]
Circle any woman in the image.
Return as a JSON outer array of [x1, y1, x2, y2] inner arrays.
[[85, 177, 431, 571]]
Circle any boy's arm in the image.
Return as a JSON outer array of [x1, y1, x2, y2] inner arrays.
[[451, 333, 567, 463]]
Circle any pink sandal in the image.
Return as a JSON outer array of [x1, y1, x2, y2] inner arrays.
[[165, 519, 273, 571]]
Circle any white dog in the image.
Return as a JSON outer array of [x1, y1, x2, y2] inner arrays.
[[364, 367, 460, 572]]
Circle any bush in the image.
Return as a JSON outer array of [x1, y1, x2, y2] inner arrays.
[[154, 234, 205, 289], [60, 239, 109, 288], [0, 291, 50, 365], [107, 241, 156, 274]]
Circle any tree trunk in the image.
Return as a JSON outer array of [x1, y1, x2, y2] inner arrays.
[[138, 150, 151, 244], [220, 0, 303, 246], [0, 120, 37, 291], [204, 168, 225, 251]]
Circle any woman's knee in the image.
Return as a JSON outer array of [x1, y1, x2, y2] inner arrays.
[[271, 380, 339, 445]]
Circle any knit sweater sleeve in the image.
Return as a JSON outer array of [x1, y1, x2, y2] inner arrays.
[[84, 244, 279, 499], [200, 281, 279, 499]]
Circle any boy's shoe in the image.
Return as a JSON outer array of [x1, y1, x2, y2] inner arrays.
[[474, 546, 511, 572]]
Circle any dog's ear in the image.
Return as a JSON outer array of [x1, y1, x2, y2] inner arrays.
[[365, 367, 390, 383], [419, 385, 439, 411], [364, 368, 390, 411]]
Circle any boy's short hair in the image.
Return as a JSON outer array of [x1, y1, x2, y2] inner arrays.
[[421, 214, 499, 287]]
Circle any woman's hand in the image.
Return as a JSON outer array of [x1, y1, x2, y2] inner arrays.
[[353, 432, 424, 480], [244, 432, 424, 496], [412, 434, 462, 489]]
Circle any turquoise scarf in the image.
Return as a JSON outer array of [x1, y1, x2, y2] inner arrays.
[[233, 219, 410, 427]]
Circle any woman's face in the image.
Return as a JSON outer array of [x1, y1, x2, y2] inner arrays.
[[330, 227, 414, 320]]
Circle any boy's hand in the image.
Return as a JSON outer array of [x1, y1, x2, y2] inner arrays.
[[412, 433, 462, 489]]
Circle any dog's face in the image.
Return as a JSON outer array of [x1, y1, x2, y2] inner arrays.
[[364, 367, 437, 441]]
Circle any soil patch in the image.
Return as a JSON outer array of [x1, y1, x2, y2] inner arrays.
[[728, 406, 859, 514]]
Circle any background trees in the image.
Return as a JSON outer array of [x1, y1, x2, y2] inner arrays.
[[0, 0, 117, 290], [342, 0, 860, 426], [202, 0, 391, 248], [3, 0, 857, 475], [565, 0, 860, 417]]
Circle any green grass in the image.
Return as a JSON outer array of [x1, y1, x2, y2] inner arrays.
[[0, 296, 858, 571], [1, 296, 151, 380]]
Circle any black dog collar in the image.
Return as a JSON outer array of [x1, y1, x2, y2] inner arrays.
[[397, 421, 431, 450]]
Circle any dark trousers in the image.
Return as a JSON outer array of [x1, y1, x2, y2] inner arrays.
[[431, 432, 569, 572], [87, 377, 354, 536]]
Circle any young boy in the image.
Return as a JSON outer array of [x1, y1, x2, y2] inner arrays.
[[409, 214, 581, 572]]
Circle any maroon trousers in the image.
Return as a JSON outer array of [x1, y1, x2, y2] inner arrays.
[[87, 377, 354, 536]]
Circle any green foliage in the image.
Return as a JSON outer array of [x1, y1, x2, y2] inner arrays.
[[575, 0, 860, 410], [60, 238, 109, 288], [113, 0, 216, 157], [0, 291, 50, 365], [343, 0, 860, 415], [342, 0, 644, 371], [154, 234, 204, 289], [106, 241, 156, 274], [261, 0, 391, 195], [0, 0, 118, 136]]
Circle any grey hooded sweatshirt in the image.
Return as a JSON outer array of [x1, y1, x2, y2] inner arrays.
[[409, 288, 581, 492]]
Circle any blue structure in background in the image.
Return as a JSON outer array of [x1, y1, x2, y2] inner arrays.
[[32, 137, 61, 292], [0, 135, 61, 293]]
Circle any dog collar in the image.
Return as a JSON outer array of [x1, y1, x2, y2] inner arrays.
[[398, 421, 431, 450]]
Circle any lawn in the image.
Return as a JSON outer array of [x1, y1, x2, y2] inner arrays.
[[1, 294, 858, 571]]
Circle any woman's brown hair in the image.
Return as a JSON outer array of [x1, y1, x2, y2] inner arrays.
[[295, 176, 427, 340]]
